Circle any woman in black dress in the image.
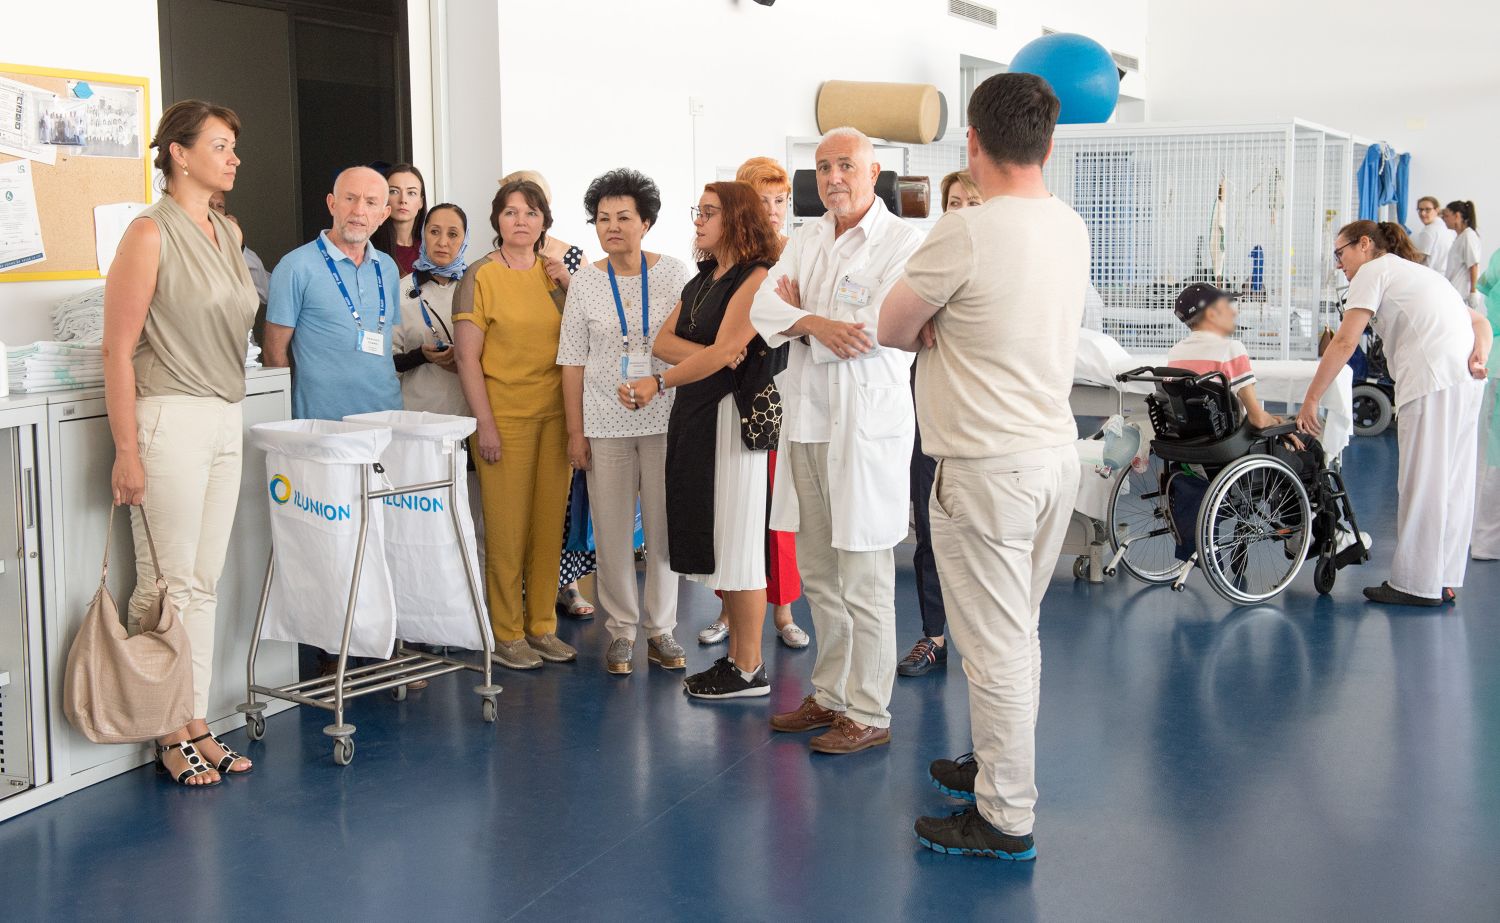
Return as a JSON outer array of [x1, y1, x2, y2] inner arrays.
[[618, 181, 782, 698]]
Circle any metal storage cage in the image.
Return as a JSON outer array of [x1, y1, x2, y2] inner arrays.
[[1044, 120, 1365, 361]]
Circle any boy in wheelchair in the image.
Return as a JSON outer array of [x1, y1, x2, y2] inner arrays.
[[1124, 283, 1370, 599]]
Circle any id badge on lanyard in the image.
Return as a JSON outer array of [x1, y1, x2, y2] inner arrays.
[[608, 258, 651, 380], [316, 235, 387, 354]]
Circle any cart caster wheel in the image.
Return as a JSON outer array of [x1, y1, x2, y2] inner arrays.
[[391, 684, 408, 702], [333, 738, 355, 766], [1314, 555, 1337, 595], [245, 713, 266, 741], [1072, 556, 1091, 581], [482, 698, 497, 723]]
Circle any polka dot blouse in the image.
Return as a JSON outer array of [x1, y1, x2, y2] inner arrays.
[[556, 254, 690, 439]]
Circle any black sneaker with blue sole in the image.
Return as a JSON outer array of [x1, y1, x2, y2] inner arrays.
[[929, 752, 978, 802], [914, 807, 1036, 860]]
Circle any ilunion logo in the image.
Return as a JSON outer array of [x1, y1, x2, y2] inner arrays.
[[269, 474, 292, 504]]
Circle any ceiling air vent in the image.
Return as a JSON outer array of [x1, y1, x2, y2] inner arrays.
[[949, 1, 998, 29], [1112, 51, 1141, 73]]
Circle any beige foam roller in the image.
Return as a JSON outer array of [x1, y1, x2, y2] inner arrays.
[[816, 81, 941, 145]]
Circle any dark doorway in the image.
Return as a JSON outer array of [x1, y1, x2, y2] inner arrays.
[[159, 0, 411, 271]]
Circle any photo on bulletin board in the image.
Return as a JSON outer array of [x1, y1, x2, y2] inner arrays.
[[0, 62, 151, 283]]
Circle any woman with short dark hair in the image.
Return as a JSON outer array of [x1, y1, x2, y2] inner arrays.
[[454, 180, 577, 669], [557, 169, 691, 675]]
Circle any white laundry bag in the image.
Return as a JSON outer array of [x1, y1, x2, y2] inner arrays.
[[250, 420, 397, 659], [343, 411, 491, 651]]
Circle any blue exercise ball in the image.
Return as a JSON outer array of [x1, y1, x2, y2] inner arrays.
[[1009, 33, 1120, 124]]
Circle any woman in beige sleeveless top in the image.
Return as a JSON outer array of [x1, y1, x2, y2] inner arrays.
[[102, 100, 258, 787]]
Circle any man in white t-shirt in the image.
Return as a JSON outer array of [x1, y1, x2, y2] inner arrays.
[[1412, 195, 1456, 274], [879, 73, 1086, 861]]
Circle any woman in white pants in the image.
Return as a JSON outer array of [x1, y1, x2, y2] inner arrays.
[[1299, 220, 1492, 606], [104, 100, 258, 786]]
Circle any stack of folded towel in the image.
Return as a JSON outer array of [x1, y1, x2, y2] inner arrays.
[[6, 342, 105, 393], [52, 287, 107, 344]]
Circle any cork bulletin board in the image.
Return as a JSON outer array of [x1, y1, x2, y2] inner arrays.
[[0, 63, 152, 282]]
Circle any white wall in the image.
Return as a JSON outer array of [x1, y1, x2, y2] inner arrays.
[[1148, 0, 1500, 261], [442, 0, 1149, 262], [0, 0, 1150, 345], [0, 1, 163, 346]]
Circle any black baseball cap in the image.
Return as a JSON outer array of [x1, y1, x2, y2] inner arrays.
[[1174, 283, 1232, 324]]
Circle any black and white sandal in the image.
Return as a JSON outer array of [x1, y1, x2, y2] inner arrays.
[[192, 732, 253, 775], [155, 739, 221, 787]]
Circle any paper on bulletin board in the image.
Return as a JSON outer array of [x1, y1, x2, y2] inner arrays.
[[0, 159, 45, 272], [94, 201, 146, 275], [0, 75, 59, 166]]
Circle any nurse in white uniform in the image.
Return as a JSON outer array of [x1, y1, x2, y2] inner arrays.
[[1298, 220, 1491, 606], [1411, 195, 1456, 273], [1442, 200, 1484, 308]]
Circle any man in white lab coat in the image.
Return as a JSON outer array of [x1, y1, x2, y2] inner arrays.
[[749, 127, 924, 754], [1412, 195, 1456, 273]]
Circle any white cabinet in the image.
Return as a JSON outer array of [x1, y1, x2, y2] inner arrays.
[[0, 369, 296, 821], [0, 405, 48, 804]]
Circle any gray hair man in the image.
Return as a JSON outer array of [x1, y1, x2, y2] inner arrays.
[[749, 127, 923, 753], [264, 166, 403, 421]]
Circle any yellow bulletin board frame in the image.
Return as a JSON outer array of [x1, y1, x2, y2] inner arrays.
[[0, 63, 152, 282]]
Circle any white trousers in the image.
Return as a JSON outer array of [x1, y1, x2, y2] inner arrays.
[[126, 396, 243, 719], [1391, 381, 1484, 597], [789, 441, 897, 729], [930, 444, 1080, 836], [1472, 379, 1500, 560], [586, 433, 679, 642]]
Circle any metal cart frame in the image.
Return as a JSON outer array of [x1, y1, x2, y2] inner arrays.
[[237, 449, 499, 765]]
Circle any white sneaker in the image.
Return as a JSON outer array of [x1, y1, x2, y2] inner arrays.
[[697, 621, 729, 645], [778, 623, 810, 649], [1337, 529, 1373, 554]]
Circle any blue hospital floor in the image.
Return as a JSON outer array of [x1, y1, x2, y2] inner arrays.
[[4, 431, 1499, 921]]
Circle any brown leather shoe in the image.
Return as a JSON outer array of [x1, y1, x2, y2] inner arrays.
[[809, 715, 891, 754], [770, 694, 842, 733]]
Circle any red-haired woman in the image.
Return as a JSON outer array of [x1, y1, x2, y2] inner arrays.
[[695, 158, 810, 651], [621, 181, 782, 698]]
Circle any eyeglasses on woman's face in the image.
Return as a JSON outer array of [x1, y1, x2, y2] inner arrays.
[[689, 204, 722, 223], [1332, 239, 1358, 265]]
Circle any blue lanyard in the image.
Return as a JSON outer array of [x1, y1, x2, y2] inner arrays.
[[316, 235, 386, 333], [606, 257, 650, 352], [418, 297, 450, 348]]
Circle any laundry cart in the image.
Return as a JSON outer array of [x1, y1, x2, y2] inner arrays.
[[238, 417, 499, 766]]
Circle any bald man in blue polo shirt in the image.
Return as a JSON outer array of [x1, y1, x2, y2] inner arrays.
[[265, 166, 403, 420]]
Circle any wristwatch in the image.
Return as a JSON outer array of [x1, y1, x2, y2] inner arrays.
[[654, 372, 671, 395]]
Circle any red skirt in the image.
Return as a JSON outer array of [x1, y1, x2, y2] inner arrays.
[[766, 449, 801, 605]]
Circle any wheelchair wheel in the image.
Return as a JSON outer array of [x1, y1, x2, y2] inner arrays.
[[1107, 453, 1181, 585], [1351, 383, 1393, 436], [1196, 455, 1313, 605]]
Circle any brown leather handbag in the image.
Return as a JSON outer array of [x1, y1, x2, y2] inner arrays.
[[64, 505, 194, 744]]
